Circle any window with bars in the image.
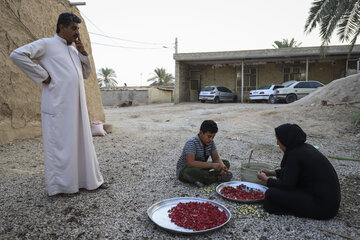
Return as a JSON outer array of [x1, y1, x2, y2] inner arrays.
[[237, 67, 257, 92], [347, 59, 359, 70], [283, 66, 303, 82]]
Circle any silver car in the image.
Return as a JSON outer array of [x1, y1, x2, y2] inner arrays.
[[199, 86, 238, 103]]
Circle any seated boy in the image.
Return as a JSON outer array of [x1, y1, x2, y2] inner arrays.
[[176, 120, 232, 187]]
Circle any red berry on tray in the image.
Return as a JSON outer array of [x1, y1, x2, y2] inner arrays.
[[220, 186, 265, 200], [168, 202, 228, 231]]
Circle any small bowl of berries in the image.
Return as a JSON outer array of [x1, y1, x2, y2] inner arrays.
[[216, 181, 268, 203]]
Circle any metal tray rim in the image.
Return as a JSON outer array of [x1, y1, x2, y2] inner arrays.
[[216, 181, 268, 203], [147, 197, 232, 234]]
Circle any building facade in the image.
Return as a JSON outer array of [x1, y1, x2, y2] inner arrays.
[[173, 45, 360, 103]]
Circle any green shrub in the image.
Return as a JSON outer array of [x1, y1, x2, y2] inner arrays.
[[353, 113, 360, 126]]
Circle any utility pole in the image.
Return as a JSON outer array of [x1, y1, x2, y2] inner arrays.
[[175, 37, 178, 54], [173, 37, 178, 105], [241, 61, 244, 103]]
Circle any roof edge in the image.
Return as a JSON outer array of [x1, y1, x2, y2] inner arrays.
[[173, 45, 360, 61]]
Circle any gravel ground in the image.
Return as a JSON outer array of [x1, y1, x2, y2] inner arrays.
[[1, 103, 359, 240]]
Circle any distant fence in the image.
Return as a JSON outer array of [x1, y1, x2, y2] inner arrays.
[[100, 86, 173, 106]]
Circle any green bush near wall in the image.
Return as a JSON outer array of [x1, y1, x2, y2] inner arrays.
[[353, 113, 360, 126]]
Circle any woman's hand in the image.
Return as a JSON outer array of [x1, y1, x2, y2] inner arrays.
[[257, 170, 269, 183], [259, 168, 276, 177]]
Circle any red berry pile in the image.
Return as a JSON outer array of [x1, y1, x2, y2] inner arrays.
[[168, 202, 228, 231], [220, 184, 265, 200]]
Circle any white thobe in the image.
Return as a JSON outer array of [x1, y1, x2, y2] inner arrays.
[[10, 35, 104, 196]]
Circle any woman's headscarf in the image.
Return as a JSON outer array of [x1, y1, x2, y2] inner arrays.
[[275, 123, 306, 150]]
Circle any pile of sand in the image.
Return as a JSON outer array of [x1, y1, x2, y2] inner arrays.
[[294, 74, 360, 105]]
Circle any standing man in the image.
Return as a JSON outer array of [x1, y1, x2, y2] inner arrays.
[[10, 13, 107, 196]]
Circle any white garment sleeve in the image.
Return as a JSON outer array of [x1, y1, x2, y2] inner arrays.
[[78, 53, 92, 79], [10, 39, 49, 84]]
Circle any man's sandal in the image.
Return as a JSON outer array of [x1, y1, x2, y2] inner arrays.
[[98, 182, 110, 189]]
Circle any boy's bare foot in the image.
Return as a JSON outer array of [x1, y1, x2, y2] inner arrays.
[[218, 171, 233, 182]]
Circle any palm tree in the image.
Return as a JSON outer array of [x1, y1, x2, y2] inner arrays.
[[98, 78, 103, 88], [272, 38, 302, 48], [305, 0, 360, 52], [147, 68, 174, 86], [97, 68, 118, 87]]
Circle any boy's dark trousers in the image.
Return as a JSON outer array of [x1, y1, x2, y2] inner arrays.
[[178, 160, 230, 185]]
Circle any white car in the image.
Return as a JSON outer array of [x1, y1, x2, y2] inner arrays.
[[249, 84, 284, 103], [273, 80, 324, 104]]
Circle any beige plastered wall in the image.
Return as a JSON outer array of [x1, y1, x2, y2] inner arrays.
[[308, 60, 346, 84], [199, 65, 236, 91], [148, 87, 173, 104], [258, 63, 284, 86], [0, 0, 105, 145]]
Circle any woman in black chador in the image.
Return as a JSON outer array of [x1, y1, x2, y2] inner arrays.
[[257, 123, 341, 219]]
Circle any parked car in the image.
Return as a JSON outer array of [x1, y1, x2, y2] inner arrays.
[[199, 86, 238, 103], [249, 84, 284, 103], [273, 80, 324, 104]]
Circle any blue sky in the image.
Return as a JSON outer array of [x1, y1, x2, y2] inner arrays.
[[79, 0, 347, 86]]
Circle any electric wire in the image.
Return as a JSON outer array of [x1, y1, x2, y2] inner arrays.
[[79, 10, 173, 50], [79, 10, 114, 42], [89, 32, 172, 46], [92, 42, 171, 50]]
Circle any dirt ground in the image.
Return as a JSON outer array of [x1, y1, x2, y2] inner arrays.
[[1, 102, 359, 239]]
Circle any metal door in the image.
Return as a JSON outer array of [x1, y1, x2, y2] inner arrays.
[[190, 71, 201, 102]]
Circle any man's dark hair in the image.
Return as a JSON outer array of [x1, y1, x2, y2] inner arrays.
[[56, 13, 81, 33], [200, 120, 218, 134]]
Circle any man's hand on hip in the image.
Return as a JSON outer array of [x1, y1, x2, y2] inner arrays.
[[43, 76, 51, 84]]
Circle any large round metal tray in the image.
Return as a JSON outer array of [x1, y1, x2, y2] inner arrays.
[[147, 197, 231, 234], [216, 181, 268, 203]]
